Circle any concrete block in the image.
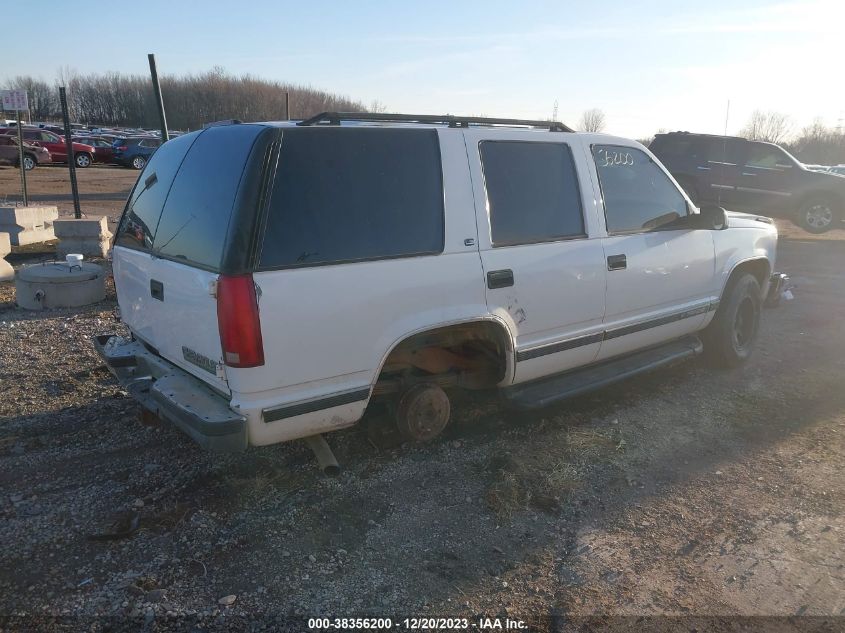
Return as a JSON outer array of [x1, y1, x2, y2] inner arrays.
[[0, 206, 58, 246], [53, 217, 113, 239], [54, 217, 113, 258], [0, 232, 9, 257], [56, 237, 111, 258]]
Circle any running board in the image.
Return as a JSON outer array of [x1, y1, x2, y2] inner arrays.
[[504, 335, 703, 410]]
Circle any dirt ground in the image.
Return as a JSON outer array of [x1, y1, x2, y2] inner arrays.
[[0, 168, 844, 632]]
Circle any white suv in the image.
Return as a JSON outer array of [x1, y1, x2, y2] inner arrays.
[[95, 112, 786, 453]]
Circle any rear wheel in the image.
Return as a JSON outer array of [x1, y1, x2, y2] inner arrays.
[[797, 196, 838, 233], [394, 382, 451, 442], [75, 152, 92, 168], [131, 155, 147, 170], [21, 154, 36, 171], [703, 273, 762, 367]]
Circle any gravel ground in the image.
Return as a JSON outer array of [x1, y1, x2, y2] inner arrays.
[[0, 169, 844, 631]]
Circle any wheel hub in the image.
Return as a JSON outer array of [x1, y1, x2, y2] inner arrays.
[[733, 297, 756, 349], [806, 204, 833, 229], [395, 383, 451, 442]]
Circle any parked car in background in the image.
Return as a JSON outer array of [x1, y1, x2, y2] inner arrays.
[[112, 136, 161, 169], [0, 127, 95, 168], [650, 131, 845, 233], [0, 135, 51, 170], [73, 136, 115, 164]]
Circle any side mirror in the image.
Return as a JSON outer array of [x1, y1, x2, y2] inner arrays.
[[697, 204, 727, 230]]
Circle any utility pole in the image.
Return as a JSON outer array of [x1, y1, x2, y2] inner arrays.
[[285, 91, 290, 120], [147, 54, 169, 142]]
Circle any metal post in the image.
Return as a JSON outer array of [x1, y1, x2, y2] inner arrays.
[[285, 91, 290, 120], [147, 54, 169, 142], [59, 87, 82, 219], [15, 110, 28, 206]]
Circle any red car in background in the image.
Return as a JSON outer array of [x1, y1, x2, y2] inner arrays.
[[0, 127, 96, 168], [73, 136, 115, 164]]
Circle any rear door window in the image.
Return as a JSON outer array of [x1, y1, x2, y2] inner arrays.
[[152, 124, 262, 270], [114, 132, 198, 252], [479, 141, 584, 246], [593, 145, 688, 233], [259, 128, 444, 269]]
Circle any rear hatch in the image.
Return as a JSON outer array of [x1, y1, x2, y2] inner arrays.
[[112, 124, 275, 394]]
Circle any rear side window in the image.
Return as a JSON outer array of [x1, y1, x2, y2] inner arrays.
[[259, 128, 444, 269], [152, 125, 262, 270], [114, 132, 198, 252], [650, 136, 693, 157], [593, 145, 688, 233], [480, 141, 584, 246]]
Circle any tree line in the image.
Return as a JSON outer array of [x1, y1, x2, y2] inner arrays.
[[2, 68, 371, 131]]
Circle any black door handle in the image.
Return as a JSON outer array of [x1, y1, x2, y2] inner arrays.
[[150, 279, 164, 301], [487, 269, 514, 289], [607, 254, 627, 271]]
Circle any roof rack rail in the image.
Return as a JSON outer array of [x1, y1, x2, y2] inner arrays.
[[296, 112, 573, 132], [203, 119, 242, 129]]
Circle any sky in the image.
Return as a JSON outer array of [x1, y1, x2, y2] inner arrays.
[[3, 0, 844, 139]]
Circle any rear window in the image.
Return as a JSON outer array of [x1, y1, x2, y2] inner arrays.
[[114, 132, 198, 252], [152, 124, 262, 270], [258, 128, 444, 269]]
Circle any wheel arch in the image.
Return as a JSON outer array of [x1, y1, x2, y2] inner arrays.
[[795, 188, 844, 214], [371, 316, 517, 390], [720, 257, 770, 301]]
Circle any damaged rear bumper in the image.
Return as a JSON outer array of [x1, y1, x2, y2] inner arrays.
[[93, 334, 247, 452]]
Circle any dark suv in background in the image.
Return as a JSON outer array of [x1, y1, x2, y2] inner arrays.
[[651, 132, 845, 233]]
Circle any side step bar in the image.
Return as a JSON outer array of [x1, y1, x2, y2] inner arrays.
[[504, 335, 703, 410]]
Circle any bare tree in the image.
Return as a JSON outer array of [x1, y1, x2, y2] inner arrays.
[[739, 110, 792, 144], [785, 118, 845, 165], [579, 108, 606, 133]]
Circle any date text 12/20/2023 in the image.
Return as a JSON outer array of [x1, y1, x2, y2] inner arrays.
[[308, 617, 528, 630]]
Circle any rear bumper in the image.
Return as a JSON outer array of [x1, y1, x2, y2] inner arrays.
[[93, 334, 247, 452]]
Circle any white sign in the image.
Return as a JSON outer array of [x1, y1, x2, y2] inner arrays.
[[1, 90, 29, 111]]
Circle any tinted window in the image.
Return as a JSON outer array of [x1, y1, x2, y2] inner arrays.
[[115, 132, 199, 252], [259, 128, 444, 269], [650, 136, 693, 157], [480, 141, 584, 246], [745, 144, 791, 169], [153, 125, 262, 270], [594, 145, 688, 233]]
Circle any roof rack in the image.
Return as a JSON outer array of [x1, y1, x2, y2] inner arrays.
[[296, 112, 572, 132]]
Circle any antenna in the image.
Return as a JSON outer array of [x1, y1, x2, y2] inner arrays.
[[718, 99, 730, 208]]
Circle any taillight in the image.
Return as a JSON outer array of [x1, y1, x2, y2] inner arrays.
[[117, 145, 127, 151], [216, 274, 264, 368]]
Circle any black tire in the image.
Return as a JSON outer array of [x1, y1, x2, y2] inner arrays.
[[75, 152, 92, 168], [703, 273, 762, 367], [131, 155, 147, 170], [796, 195, 839, 233], [21, 154, 36, 171]]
